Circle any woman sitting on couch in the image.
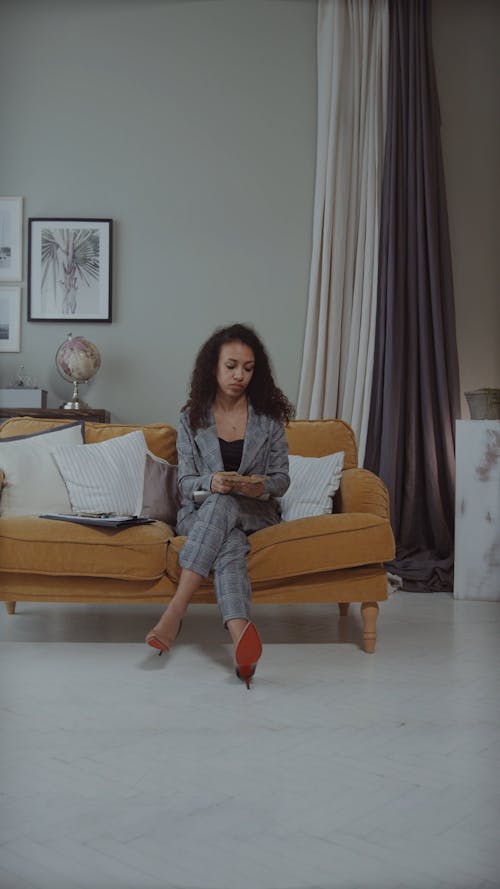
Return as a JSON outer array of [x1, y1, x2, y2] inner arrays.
[[145, 323, 294, 688]]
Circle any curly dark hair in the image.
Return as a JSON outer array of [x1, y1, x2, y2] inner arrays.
[[184, 323, 295, 431]]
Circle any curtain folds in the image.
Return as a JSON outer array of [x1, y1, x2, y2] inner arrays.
[[364, 0, 461, 591], [297, 0, 388, 465]]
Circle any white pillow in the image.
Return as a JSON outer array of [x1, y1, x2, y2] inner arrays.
[[51, 430, 148, 516], [0, 422, 84, 517], [279, 451, 344, 522]]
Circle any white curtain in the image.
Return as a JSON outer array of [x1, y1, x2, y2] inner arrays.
[[297, 0, 388, 464]]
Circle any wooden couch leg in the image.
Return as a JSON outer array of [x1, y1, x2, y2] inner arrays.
[[5, 601, 16, 614], [338, 602, 349, 617], [361, 602, 379, 653]]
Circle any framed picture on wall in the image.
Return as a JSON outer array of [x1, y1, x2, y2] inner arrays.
[[0, 197, 23, 282], [0, 285, 21, 352], [28, 218, 112, 322]]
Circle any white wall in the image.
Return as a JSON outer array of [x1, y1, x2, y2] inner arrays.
[[432, 0, 500, 416], [0, 0, 317, 424], [1, 0, 498, 426]]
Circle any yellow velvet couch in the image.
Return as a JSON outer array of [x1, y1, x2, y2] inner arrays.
[[0, 415, 395, 652]]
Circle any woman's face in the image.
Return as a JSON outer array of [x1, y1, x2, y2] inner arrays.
[[215, 340, 255, 399]]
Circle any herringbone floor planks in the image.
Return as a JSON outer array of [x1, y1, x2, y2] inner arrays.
[[0, 593, 499, 889]]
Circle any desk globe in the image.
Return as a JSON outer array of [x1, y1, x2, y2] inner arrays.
[[56, 333, 101, 409]]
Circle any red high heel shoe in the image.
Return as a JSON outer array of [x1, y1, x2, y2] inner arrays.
[[234, 621, 262, 689], [146, 615, 182, 655]]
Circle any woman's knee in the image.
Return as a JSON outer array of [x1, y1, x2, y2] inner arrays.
[[212, 529, 250, 574], [200, 493, 241, 521]]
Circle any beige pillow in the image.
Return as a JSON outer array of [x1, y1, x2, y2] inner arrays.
[[0, 422, 84, 516], [141, 452, 180, 525]]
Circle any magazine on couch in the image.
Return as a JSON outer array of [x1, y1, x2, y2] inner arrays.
[[40, 513, 155, 529]]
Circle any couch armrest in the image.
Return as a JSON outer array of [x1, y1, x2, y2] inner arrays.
[[337, 468, 390, 520]]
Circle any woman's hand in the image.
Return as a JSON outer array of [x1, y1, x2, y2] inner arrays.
[[210, 472, 265, 498], [233, 476, 265, 498], [210, 471, 237, 495]]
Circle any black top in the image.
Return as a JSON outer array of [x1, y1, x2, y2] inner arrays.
[[218, 438, 244, 472]]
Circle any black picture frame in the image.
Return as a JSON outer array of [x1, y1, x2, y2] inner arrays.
[[28, 218, 112, 322]]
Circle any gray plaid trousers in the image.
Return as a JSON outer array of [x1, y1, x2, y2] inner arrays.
[[176, 493, 280, 623]]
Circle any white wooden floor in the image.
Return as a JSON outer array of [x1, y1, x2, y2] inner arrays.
[[0, 592, 499, 889]]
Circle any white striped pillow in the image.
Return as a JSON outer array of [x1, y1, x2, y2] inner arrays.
[[51, 430, 147, 516], [279, 451, 344, 522]]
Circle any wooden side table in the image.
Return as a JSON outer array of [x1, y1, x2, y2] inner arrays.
[[0, 407, 110, 423]]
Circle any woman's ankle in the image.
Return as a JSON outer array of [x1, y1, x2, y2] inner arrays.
[[156, 602, 185, 628], [226, 618, 250, 645]]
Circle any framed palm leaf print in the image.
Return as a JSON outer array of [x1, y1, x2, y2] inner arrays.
[[28, 218, 112, 322]]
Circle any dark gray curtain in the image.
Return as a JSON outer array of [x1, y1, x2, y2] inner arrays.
[[364, 0, 460, 591]]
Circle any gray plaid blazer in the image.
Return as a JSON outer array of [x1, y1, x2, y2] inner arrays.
[[176, 403, 290, 528]]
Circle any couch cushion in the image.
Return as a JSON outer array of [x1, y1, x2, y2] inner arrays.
[[167, 512, 395, 584], [0, 515, 169, 580], [285, 419, 358, 469], [0, 417, 177, 462], [85, 422, 177, 462]]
